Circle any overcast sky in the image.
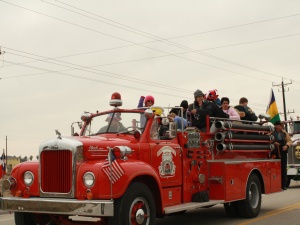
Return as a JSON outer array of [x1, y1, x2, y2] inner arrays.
[[1, 0, 300, 158]]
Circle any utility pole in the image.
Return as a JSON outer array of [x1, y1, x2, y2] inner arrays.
[[6, 136, 7, 172], [273, 78, 292, 131]]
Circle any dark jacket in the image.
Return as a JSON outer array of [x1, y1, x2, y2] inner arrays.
[[187, 100, 212, 130], [234, 105, 257, 121], [209, 101, 230, 119]]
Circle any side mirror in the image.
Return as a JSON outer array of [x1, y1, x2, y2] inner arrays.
[[169, 122, 177, 138]]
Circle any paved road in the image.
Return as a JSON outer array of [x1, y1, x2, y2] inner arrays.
[[1, 181, 300, 225]]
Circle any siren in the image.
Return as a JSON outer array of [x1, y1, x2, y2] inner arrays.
[[109, 92, 123, 107]]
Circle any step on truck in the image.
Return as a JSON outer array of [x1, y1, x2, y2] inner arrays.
[[0, 92, 282, 225]]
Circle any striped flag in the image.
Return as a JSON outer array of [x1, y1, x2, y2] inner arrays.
[[0, 150, 6, 176], [102, 159, 124, 184], [266, 89, 280, 124]]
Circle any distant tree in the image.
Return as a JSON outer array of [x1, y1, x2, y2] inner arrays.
[[29, 155, 33, 161], [24, 156, 28, 161], [36, 155, 39, 160]]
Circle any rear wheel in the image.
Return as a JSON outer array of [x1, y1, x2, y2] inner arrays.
[[110, 182, 156, 225], [286, 177, 291, 188], [238, 174, 261, 218]]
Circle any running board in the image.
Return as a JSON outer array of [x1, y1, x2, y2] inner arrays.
[[164, 200, 224, 214]]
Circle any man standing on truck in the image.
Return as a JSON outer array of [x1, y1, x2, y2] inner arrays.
[[272, 121, 292, 190]]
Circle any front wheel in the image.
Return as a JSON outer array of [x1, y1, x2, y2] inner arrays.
[[110, 182, 156, 225], [15, 212, 55, 225], [238, 173, 261, 218]]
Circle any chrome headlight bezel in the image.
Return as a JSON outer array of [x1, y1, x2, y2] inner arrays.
[[24, 171, 34, 186], [83, 172, 95, 188]]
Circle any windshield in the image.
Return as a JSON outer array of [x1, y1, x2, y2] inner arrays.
[[83, 112, 145, 136], [293, 121, 300, 134]]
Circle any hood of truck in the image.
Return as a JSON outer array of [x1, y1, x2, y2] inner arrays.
[[40, 134, 139, 160]]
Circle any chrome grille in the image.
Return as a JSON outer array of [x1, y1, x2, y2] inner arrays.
[[41, 150, 72, 193]]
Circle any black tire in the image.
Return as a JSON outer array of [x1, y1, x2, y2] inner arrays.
[[224, 202, 240, 217], [15, 212, 35, 225], [238, 173, 261, 218], [15, 212, 55, 225], [110, 182, 156, 225], [286, 177, 291, 188]]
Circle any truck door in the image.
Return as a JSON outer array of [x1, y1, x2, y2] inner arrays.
[[149, 118, 182, 187]]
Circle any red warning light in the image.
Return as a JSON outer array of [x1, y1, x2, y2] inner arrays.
[[110, 92, 123, 107]]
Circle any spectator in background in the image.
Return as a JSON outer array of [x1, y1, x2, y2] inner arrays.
[[271, 121, 292, 190], [180, 100, 189, 119], [220, 97, 240, 120], [234, 97, 258, 122]]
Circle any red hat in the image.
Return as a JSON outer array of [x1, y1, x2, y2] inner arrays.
[[206, 89, 219, 101], [144, 95, 155, 105]]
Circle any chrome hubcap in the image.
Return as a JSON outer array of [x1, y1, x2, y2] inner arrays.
[[136, 209, 145, 224]]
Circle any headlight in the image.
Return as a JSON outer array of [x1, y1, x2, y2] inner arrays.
[[24, 171, 34, 186], [83, 172, 95, 188]]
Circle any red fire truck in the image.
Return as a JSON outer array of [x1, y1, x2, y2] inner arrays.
[[1, 93, 282, 225]]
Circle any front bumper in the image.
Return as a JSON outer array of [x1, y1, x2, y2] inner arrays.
[[0, 197, 114, 217]]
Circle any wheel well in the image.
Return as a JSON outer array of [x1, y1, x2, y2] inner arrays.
[[131, 175, 163, 217], [250, 169, 265, 194]]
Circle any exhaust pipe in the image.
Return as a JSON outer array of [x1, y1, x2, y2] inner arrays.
[[216, 143, 275, 151], [215, 132, 274, 142], [215, 121, 274, 132]]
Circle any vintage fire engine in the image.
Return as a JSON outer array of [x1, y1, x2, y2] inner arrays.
[[286, 118, 300, 187], [0, 93, 282, 225]]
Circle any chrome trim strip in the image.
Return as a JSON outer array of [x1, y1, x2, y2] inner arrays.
[[207, 159, 281, 163], [0, 197, 114, 217]]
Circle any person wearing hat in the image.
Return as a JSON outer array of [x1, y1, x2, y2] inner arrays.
[[271, 120, 292, 190], [98, 113, 127, 133], [137, 95, 155, 128], [187, 89, 213, 132], [179, 100, 188, 119]]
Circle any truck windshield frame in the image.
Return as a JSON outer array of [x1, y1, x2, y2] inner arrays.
[[82, 111, 145, 136]]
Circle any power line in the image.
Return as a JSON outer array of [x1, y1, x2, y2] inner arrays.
[[45, 0, 300, 44], [2, 32, 299, 77], [1, 51, 269, 108], [1, 0, 298, 84], [2, 46, 275, 84], [40, 0, 300, 81], [2, 58, 192, 100], [3, 53, 192, 94]]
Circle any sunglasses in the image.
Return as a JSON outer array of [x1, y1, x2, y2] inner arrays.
[[147, 100, 154, 103]]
